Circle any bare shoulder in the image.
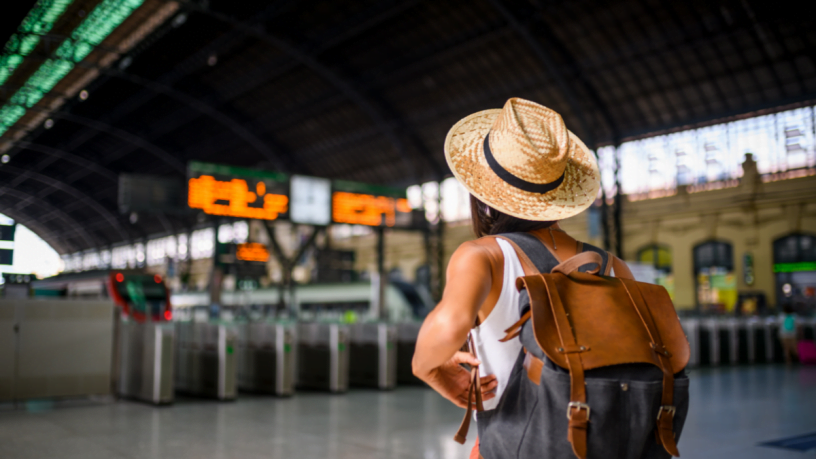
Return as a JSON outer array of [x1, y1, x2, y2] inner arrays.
[[449, 238, 504, 271]]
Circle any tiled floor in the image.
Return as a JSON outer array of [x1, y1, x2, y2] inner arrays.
[[1, 365, 815, 459]]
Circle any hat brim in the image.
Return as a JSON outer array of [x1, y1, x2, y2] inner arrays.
[[444, 109, 601, 221]]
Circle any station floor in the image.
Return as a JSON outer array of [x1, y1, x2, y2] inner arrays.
[[1, 365, 815, 459]]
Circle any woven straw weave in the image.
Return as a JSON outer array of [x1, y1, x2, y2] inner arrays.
[[444, 98, 600, 221]]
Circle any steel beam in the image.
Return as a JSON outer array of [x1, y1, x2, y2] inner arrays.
[[14, 142, 117, 181], [0, 187, 99, 250], [0, 164, 129, 242], [486, 0, 598, 146], [192, 3, 422, 182]]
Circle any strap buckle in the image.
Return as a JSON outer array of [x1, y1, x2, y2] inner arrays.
[[566, 401, 591, 420], [657, 405, 676, 421]]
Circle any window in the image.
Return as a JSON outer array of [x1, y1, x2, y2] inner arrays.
[[693, 241, 736, 313], [637, 245, 674, 299], [599, 106, 816, 198], [773, 233, 816, 312]]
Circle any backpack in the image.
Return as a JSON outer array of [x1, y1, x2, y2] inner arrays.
[[454, 233, 690, 459]]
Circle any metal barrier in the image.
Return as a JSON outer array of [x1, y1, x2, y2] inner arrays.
[[396, 321, 423, 385], [297, 323, 349, 393], [116, 318, 174, 404], [236, 321, 295, 396], [175, 322, 237, 400], [348, 322, 397, 389], [0, 299, 115, 402], [679, 315, 816, 366]]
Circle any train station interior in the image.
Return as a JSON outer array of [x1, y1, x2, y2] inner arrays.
[[1, 0, 815, 458]]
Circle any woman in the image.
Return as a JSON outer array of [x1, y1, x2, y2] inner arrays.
[[412, 98, 604, 457]]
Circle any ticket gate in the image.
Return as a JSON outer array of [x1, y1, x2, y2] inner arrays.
[[680, 318, 700, 367], [698, 318, 720, 366], [175, 322, 237, 400], [802, 317, 816, 341], [116, 318, 174, 404], [348, 323, 397, 389], [236, 321, 295, 396], [297, 323, 349, 392], [396, 321, 423, 385]]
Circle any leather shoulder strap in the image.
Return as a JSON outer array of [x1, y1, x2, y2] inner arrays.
[[609, 253, 635, 279], [579, 242, 610, 275]]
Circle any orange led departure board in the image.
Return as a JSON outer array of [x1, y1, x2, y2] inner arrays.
[[332, 192, 411, 227], [187, 162, 289, 220], [188, 162, 414, 227], [236, 243, 270, 262]]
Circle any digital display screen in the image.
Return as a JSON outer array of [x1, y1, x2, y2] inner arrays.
[[236, 243, 270, 262], [331, 180, 411, 227], [187, 163, 413, 227], [290, 175, 331, 225], [187, 162, 288, 220]]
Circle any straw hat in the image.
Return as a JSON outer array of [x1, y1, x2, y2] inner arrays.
[[444, 98, 600, 221]]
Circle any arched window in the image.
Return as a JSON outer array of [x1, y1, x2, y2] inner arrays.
[[636, 244, 674, 299], [773, 233, 816, 313], [693, 241, 736, 313]]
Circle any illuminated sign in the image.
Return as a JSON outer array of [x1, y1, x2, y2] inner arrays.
[[331, 180, 411, 227], [773, 262, 816, 273], [236, 243, 270, 262], [187, 162, 288, 220], [290, 175, 331, 225], [187, 162, 414, 227]]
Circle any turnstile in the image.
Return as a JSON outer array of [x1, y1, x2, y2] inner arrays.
[[175, 322, 237, 400], [297, 323, 349, 392], [396, 322, 423, 385], [348, 323, 397, 389], [116, 319, 175, 404], [236, 321, 295, 396], [680, 318, 700, 367]]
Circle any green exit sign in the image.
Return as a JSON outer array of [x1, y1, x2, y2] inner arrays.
[[773, 262, 816, 273]]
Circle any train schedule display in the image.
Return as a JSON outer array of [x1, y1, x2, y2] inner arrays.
[[187, 162, 289, 221], [187, 162, 413, 228], [331, 180, 412, 228]]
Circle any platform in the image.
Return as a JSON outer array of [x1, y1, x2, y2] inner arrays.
[[1, 365, 814, 459]]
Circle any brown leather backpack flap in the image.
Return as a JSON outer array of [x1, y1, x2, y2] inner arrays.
[[627, 281, 691, 370], [520, 273, 689, 371]]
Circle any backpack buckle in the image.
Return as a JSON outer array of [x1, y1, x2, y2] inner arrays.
[[657, 405, 676, 420], [567, 401, 591, 420]]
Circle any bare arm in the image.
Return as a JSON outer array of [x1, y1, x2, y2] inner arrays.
[[412, 241, 498, 407]]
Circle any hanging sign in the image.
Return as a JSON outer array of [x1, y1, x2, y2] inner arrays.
[[187, 162, 289, 220], [331, 180, 412, 227], [236, 243, 270, 262]]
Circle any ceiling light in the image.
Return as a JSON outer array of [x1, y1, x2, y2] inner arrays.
[[79, 89, 89, 100], [171, 12, 186, 28], [0, 0, 145, 136], [0, 0, 75, 87], [1, 154, 9, 164], [44, 118, 54, 128], [118, 55, 132, 69]]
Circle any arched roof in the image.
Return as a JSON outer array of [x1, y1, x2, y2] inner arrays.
[[1, 0, 815, 253]]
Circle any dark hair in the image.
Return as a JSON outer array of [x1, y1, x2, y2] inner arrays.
[[470, 194, 555, 238]]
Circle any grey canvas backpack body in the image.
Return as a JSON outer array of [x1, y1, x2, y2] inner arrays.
[[455, 232, 690, 459]]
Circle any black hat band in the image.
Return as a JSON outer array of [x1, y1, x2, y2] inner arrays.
[[483, 132, 565, 194]]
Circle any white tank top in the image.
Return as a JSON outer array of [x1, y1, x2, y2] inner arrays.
[[471, 238, 525, 411]]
